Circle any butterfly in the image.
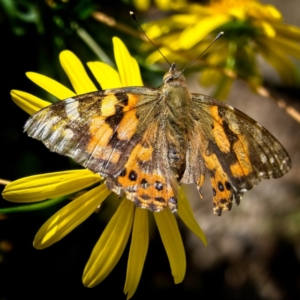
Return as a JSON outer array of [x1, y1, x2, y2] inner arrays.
[[24, 62, 291, 215]]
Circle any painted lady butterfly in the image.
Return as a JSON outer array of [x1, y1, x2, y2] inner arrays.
[[24, 63, 291, 215]]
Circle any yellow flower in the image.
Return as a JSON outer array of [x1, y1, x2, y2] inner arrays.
[[133, 0, 187, 12], [144, 0, 300, 99], [2, 37, 206, 299]]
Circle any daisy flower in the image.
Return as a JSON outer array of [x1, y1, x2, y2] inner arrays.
[[143, 0, 300, 99], [2, 37, 206, 299]]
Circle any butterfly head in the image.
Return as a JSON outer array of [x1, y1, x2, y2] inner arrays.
[[163, 63, 186, 86]]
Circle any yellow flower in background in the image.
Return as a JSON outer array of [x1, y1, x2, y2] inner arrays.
[[2, 37, 206, 299], [144, 0, 300, 99], [133, 0, 187, 12]]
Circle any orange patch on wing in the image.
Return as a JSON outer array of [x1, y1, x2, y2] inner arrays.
[[118, 169, 165, 189], [204, 153, 229, 185], [116, 143, 154, 188], [135, 180, 173, 211], [213, 122, 230, 153], [118, 167, 172, 212], [210, 106, 223, 124], [203, 151, 218, 171], [230, 162, 247, 177], [198, 174, 205, 186], [112, 130, 173, 211], [210, 106, 230, 153], [100, 95, 118, 116], [203, 151, 233, 213], [109, 150, 122, 163], [117, 109, 139, 140], [87, 117, 113, 153], [231, 137, 253, 176], [126, 143, 153, 165], [89, 116, 106, 134], [197, 174, 205, 198], [123, 93, 139, 111], [90, 144, 122, 162]]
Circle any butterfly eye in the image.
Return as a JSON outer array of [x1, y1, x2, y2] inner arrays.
[[163, 72, 174, 83], [163, 71, 185, 84]]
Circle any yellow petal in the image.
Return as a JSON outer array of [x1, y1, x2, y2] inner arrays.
[[228, 7, 246, 19], [256, 39, 299, 85], [83, 199, 134, 287], [59, 50, 97, 95], [154, 209, 186, 284], [266, 36, 300, 59], [10, 90, 50, 115], [2, 170, 101, 202], [213, 75, 234, 100], [258, 21, 276, 38], [200, 69, 222, 87], [87, 61, 122, 89], [160, 0, 187, 10], [26, 72, 76, 100], [143, 22, 168, 40], [34, 184, 110, 249], [124, 208, 149, 299], [113, 37, 143, 86], [263, 4, 282, 20], [143, 12, 200, 40], [129, 56, 143, 86], [133, 0, 150, 11], [171, 13, 201, 26], [179, 14, 230, 49], [273, 23, 300, 41], [177, 187, 207, 246], [145, 47, 172, 64]]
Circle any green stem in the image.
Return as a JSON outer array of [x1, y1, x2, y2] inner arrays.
[[213, 40, 237, 100], [74, 24, 114, 66], [0, 196, 66, 214], [226, 41, 237, 70]]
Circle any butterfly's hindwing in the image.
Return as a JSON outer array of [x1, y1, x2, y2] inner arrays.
[[190, 93, 291, 215]]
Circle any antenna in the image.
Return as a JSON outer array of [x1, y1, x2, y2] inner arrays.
[[130, 11, 172, 67], [180, 31, 224, 75], [130, 11, 224, 74]]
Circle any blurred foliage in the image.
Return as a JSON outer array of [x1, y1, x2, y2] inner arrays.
[[0, 0, 145, 91]]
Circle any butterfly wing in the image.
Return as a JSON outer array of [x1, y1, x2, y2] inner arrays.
[[188, 93, 291, 215], [25, 87, 160, 175], [24, 87, 178, 212]]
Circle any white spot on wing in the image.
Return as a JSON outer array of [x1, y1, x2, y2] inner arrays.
[[260, 154, 267, 163], [64, 128, 74, 140], [65, 98, 79, 120]]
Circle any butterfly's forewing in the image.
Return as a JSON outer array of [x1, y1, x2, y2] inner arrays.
[[25, 87, 159, 174], [190, 93, 291, 215], [25, 87, 178, 212]]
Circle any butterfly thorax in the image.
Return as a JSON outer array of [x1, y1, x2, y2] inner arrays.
[[161, 63, 192, 113], [159, 64, 193, 180]]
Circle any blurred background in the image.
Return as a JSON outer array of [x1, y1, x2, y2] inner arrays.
[[0, 0, 300, 299]]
